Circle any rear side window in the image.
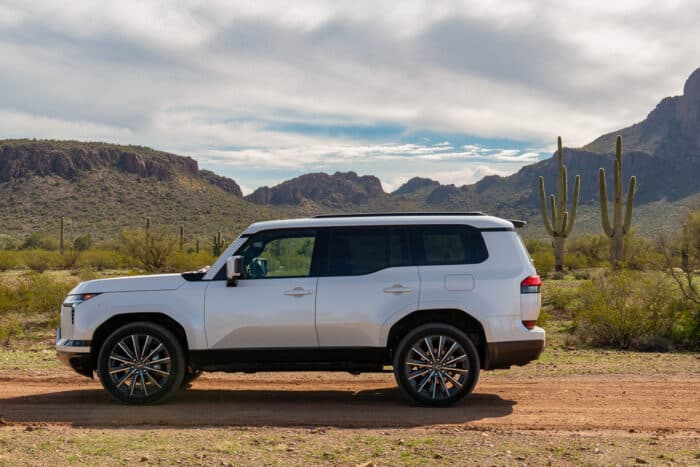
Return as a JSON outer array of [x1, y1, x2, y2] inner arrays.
[[328, 227, 389, 276], [412, 225, 488, 265]]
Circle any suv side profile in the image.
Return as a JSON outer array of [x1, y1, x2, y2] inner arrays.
[[56, 213, 544, 406]]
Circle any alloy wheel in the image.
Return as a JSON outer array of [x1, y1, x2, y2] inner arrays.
[[403, 334, 469, 401], [107, 334, 172, 398]]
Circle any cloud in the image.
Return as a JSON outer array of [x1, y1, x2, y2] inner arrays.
[[0, 0, 699, 190]]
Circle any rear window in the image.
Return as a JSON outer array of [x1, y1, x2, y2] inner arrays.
[[412, 225, 488, 265]]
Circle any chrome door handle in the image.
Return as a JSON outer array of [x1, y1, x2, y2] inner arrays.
[[284, 287, 313, 296], [383, 284, 412, 294]]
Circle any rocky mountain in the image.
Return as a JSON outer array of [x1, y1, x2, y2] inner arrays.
[[247, 171, 385, 207], [0, 140, 279, 242], [0, 140, 243, 196]]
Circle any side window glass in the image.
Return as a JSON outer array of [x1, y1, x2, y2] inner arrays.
[[238, 231, 316, 278], [414, 226, 487, 265], [390, 227, 412, 267], [328, 228, 389, 276]]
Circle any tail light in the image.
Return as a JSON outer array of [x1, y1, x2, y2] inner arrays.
[[520, 275, 541, 294], [522, 320, 537, 330]]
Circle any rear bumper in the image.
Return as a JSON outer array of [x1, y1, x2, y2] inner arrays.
[[57, 351, 94, 378], [486, 339, 545, 370]]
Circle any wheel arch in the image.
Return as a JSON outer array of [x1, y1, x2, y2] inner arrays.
[[385, 309, 489, 369], [90, 313, 190, 368]]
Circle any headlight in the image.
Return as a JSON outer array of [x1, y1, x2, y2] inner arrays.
[[63, 293, 100, 306]]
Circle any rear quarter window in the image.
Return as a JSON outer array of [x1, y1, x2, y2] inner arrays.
[[412, 225, 488, 265]]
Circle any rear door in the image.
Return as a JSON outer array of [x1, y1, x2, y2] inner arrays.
[[413, 225, 489, 311], [315, 226, 419, 347]]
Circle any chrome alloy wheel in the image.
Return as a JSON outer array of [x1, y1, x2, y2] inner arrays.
[[107, 334, 172, 398], [404, 335, 469, 401]]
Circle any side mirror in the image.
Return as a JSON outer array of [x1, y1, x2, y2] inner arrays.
[[226, 255, 243, 286]]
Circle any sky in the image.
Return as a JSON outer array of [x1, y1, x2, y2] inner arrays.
[[1, 1, 699, 194]]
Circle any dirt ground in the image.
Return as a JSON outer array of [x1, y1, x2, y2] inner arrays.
[[1, 347, 699, 465], [0, 371, 697, 431]]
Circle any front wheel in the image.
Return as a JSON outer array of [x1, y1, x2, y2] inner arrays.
[[393, 323, 480, 406], [97, 322, 185, 404]]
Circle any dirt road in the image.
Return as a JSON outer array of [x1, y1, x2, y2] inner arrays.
[[0, 373, 697, 432]]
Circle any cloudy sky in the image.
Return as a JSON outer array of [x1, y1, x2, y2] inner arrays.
[[1, 1, 698, 193]]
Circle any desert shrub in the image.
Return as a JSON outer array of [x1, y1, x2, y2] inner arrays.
[[623, 231, 662, 270], [72, 234, 93, 251], [0, 313, 24, 344], [57, 250, 82, 270], [77, 249, 129, 271], [21, 250, 62, 272], [531, 250, 554, 275], [523, 238, 550, 255], [165, 251, 216, 272], [119, 228, 177, 272], [21, 232, 59, 251], [0, 250, 21, 271], [574, 270, 687, 350], [567, 234, 608, 268]]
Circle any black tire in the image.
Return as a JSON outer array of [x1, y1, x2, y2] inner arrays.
[[97, 322, 186, 404], [393, 323, 480, 407]]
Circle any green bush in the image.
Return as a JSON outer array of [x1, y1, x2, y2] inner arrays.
[[566, 234, 608, 268], [574, 271, 688, 350], [531, 250, 554, 274], [0, 250, 21, 271], [21, 232, 59, 251], [119, 228, 177, 272], [165, 251, 216, 272], [77, 249, 130, 271], [72, 234, 93, 251], [21, 250, 62, 272]]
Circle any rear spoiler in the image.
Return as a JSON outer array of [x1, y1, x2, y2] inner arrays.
[[510, 219, 527, 229]]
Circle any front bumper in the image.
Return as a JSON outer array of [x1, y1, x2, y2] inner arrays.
[[57, 351, 94, 378], [486, 339, 545, 370], [56, 328, 93, 378]]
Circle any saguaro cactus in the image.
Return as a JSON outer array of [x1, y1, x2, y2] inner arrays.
[[599, 135, 636, 270], [213, 231, 224, 256], [538, 136, 581, 272], [59, 217, 65, 255], [179, 226, 185, 251]]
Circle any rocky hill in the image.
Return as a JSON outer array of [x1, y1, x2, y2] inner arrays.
[[0, 140, 280, 243], [246, 171, 385, 207]]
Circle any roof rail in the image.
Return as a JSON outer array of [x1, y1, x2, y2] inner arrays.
[[312, 212, 486, 218]]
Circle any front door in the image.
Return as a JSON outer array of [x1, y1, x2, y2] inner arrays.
[[204, 229, 320, 349]]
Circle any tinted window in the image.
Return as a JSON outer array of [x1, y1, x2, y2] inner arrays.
[[328, 227, 389, 276], [412, 225, 488, 265], [390, 227, 412, 267], [238, 230, 316, 278]]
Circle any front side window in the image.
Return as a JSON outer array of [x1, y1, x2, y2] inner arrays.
[[237, 230, 316, 278]]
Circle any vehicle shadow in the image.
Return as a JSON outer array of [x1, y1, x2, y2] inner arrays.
[[0, 386, 516, 428]]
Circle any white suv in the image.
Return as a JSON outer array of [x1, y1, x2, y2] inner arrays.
[[56, 213, 544, 406]]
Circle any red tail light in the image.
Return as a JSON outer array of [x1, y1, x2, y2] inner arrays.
[[522, 320, 537, 330], [521, 275, 542, 294]]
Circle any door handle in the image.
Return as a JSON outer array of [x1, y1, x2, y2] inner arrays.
[[284, 287, 313, 296], [383, 284, 412, 294]]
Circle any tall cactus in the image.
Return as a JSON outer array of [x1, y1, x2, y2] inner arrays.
[[599, 135, 636, 270], [59, 217, 65, 255], [538, 136, 581, 272], [213, 231, 224, 257]]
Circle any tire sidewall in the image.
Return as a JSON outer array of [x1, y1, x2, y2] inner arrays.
[[97, 322, 186, 404], [393, 323, 480, 407]]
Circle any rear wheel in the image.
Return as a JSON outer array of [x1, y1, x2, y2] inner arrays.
[[97, 322, 185, 404], [393, 323, 480, 406]]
